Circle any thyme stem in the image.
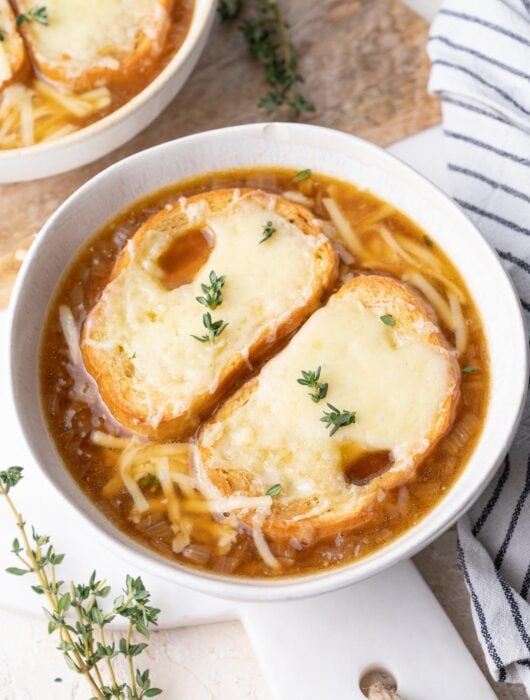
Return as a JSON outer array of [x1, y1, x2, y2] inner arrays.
[[0, 468, 161, 699]]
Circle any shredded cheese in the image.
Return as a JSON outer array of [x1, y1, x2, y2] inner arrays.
[[322, 197, 363, 256], [59, 305, 82, 366], [252, 510, 281, 570], [91, 431, 131, 449], [378, 225, 416, 266], [449, 294, 468, 355], [402, 272, 455, 331], [0, 80, 111, 149]]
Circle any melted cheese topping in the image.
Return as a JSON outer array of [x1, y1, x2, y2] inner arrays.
[[201, 287, 457, 503], [17, 0, 168, 83], [85, 195, 328, 425]]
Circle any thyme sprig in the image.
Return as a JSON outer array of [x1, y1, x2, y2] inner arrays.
[[218, 0, 242, 19], [220, 0, 314, 119], [320, 404, 356, 437], [16, 5, 48, 26], [191, 312, 229, 343], [0, 467, 162, 699], [259, 220, 276, 244], [0, 29, 5, 42], [241, 1, 315, 118], [297, 366, 328, 403], [196, 270, 226, 310]]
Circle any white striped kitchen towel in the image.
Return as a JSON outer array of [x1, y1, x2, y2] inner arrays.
[[428, 0, 530, 692]]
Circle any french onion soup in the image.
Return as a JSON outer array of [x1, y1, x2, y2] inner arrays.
[[40, 168, 489, 578], [0, 0, 194, 149]]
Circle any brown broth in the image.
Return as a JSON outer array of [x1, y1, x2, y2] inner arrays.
[[40, 167, 490, 578]]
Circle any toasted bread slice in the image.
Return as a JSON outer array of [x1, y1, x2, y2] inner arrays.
[[0, 0, 28, 89], [198, 274, 461, 544], [82, 188, 338, 440], [12, 0, 171, 92]]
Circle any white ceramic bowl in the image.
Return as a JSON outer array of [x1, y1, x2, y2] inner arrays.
[[0, 0, 217, 183], [7, 123, 528, 601]]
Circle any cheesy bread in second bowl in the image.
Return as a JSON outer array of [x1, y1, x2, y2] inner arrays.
[[199, 274, 460, 545], [82, 188, 338, 440]]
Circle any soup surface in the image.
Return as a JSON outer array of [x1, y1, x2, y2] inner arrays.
[[0, 0, 194, 149], [40, 168, 490, 578]]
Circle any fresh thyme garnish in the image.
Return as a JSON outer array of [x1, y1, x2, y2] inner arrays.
[[0, 29, 5, 41], [218, 0, 242, 19], [320, 403, 356, 437], [293, 169, 311, 182], [380, 314, 396, 327], [239, 1, 315, 119], [196, 270, 226, 310], [424, 235, 434, 247], [297, 366, 328, 403], [266, 483, 282, 497], [462, 366, 478, 374], [16, 6, 48, 25], [138, 473, 160, 493], [259, 220, 276, 244], [0, 467, 162, 699], [129, 352, 136, 360], [191, 312, 229, 343]]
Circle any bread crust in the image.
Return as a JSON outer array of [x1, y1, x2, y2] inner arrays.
[[199, 274, 461, 543], [82, 188, 339, 440], [0, 0, 29, 90]]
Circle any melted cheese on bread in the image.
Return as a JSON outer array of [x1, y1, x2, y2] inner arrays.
[[199, 275, 460, 542], [12, 0, 171, 91], [82, 188, 338, 440], [0, 1, 27, 89]]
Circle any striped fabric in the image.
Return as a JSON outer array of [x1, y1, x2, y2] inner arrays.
[[428, 0, 530, 691]]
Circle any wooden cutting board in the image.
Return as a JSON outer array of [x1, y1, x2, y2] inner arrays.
[[0, 0, 440, 307]]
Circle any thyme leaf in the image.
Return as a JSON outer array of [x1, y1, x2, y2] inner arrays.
[[259, 220, 276, 244], [293, 168, 311, 182], [297, 366, 328, 403], [380, 314, 396, 327], [320, 403, 356, 437], [16, 6, 48, 26], [462, 366, 478, 374], [196, 270, 226, 310], [191, 312, 229, 343], [266, 483, 282, 497]]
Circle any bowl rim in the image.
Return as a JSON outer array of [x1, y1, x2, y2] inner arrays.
[[0, 0, 217, 162], [7, 122, 529, 602]]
